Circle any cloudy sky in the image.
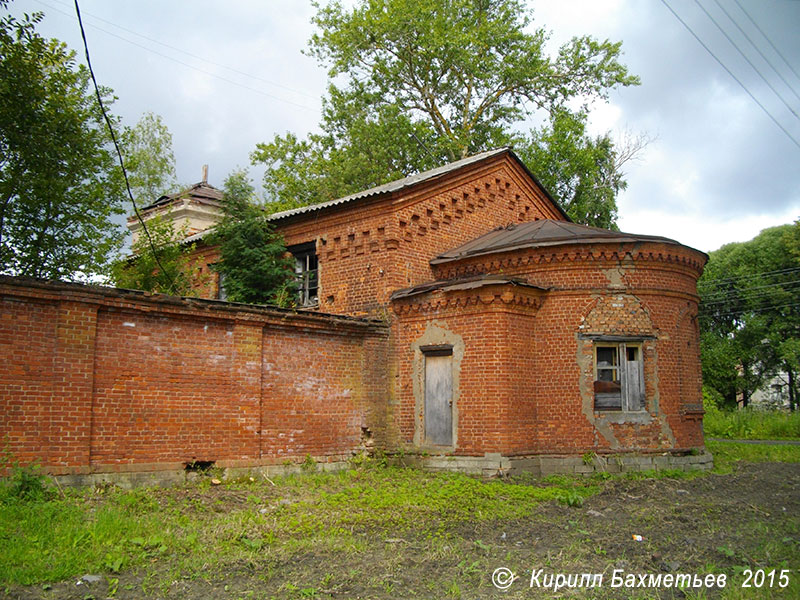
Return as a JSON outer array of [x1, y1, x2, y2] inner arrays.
[[8, 0, 800, 253]]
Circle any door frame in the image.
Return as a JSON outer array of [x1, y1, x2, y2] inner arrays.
[[410, 324, 464, 451]]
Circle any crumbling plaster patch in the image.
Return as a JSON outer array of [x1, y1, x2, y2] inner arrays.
[[577, 293, 677, 449]]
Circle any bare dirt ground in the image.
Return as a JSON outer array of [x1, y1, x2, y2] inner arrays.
[[5, 462, 800, 600]]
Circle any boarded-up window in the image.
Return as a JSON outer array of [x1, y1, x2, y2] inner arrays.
[[594, 343, 645, 411]]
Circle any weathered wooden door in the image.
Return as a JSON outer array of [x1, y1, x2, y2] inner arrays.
[[424, 353, 453, 446], [623, 346, 645, 411]]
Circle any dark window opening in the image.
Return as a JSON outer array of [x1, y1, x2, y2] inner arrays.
[[289, 242, 318, 307]]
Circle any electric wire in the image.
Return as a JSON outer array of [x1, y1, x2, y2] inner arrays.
[[73, 0, 179, 296], [699, 300, 800, 319], [43, 0, 318, 112], [700, 284, 800, 308], [660, 0, 800, 151], [712, 0, 800, 105], [695, 0, 800, 123], [699, 276, 800, 301], [38, 0, 319, 102], [734, 0, 800, 85], [697, 266, 800, 290]]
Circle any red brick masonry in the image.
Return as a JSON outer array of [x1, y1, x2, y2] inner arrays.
[[0, 277, 388, 476]]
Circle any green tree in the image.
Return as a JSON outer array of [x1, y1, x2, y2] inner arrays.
[[110, 214, 196, 295], [699, 224, 800, 410], [253, 0, 641, 226], [212, 170, 296, 305], [121, 111, 178, 204], [516, 110, 648, 229], [0, 4, 125, 280]]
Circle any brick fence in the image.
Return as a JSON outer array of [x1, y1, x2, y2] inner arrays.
[[0, 276, 389, 481]]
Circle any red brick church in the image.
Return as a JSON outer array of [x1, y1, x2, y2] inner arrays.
[[0, 148, 711, 482]]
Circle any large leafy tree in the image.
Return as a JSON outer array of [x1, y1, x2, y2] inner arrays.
[[699, 224, 800, 410], [253, 0, 641, 225], [121, 111, 178, 204], [516, 110, 649, 229], [0, 4, 125, 279], [110, 215, 196, 296], [212, 171, 296, 306]]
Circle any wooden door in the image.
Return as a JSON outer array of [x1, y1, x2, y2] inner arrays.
[[425, 353, 453, 446], [623, 345, 645, 411]]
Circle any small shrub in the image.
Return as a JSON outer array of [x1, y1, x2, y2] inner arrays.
[[559, 489, 584, 507], [301, 454, 316, 472], [1, 463, 51, 502]]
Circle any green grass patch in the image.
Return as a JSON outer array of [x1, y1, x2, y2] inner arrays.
[[704, 406, 800, 440], [0, 464, 597, 586], [707, 439, 800, 472]]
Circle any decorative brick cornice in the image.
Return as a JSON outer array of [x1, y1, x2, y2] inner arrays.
[[392, 285, 544, 316], [434, 245, 706, 281]]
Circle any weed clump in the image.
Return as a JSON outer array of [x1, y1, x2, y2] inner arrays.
[[0, 463, 52, 503]]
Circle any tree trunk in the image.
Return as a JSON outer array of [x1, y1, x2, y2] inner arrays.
[[788, 366, 796, 412]]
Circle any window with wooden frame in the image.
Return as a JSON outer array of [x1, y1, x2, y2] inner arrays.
[[288, 242, 318, 307], [594, 342, 645, 411]]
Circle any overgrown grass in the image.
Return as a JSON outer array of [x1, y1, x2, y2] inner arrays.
[[0, 463, 596, 586], [707, 439, 800, 472], [704, 406, 800, 440], [2, 444, 798, 596]]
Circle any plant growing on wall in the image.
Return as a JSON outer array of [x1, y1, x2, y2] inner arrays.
[[211, 170, 296, 306]]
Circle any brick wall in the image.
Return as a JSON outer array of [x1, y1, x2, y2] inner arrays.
[[0, 277, 389, 475], [391, 240, 707, 455], [184, 152, 565, 317]]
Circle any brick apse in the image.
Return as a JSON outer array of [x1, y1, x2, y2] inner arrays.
[[0, 149, 712, 482]]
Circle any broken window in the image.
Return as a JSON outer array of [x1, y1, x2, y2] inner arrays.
[[594, 342, 645, 411], [289, 242, 318, 307]]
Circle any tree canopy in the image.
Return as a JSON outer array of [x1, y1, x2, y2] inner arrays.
[[110, 214, 196, 296], [211, 171, 296, 306], [121, 111, 178, 205], [699, 222, 800, 410], [0, 4, 125, 280], [253, 0, 641, 228]]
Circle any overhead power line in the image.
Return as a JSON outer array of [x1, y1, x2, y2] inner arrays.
[[40, 0, 318, 112], [73, 0, 179, 296], [699, 299, 800, 319], [713, 0, 800, 106], [697, 266, 800, 289], [695, 0, 800, 123], [660, 0, 800, 151], [700, 279, 800, 306], [734, 0, 800, 85]]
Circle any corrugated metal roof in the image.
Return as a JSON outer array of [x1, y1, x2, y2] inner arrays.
[[431, 220, 692, 265], [390, 274, 547, 301], [268, 147, 516, 221]]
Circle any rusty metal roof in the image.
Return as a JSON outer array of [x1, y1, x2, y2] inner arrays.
[[268, 147, 569, 222], [431, 220, 689, 265], [141, 181, 223, 211], [390, 274, 547, 301]]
